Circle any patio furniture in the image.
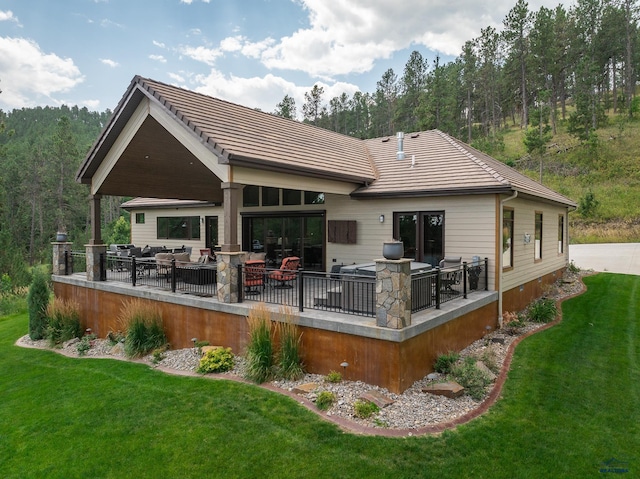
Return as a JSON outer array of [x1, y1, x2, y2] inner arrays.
[[181, 264, 217, 285], [244, 260, 266, 294], [268, 256, 300, 288], [439, 257, 462, 292]]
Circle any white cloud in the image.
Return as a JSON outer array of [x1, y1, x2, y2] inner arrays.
[[0, 10, 20, 24], [100, 58, 119, 68], [0, 37, 84, 109], [153, 40, 166, 49], [179, 45, 222, 66], [258, 0, 560, 78], [82, 99, 101, 110], [149, 54, 167, 63], [189, 69, 359, 119]]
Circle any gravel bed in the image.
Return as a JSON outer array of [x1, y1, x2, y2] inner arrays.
[[17, 269, 587, 431]]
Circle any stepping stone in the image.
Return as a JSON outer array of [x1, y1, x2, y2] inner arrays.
[[422, 381, 464, 398], [358, 390, 394, 408], [293, 383, 319, 395]]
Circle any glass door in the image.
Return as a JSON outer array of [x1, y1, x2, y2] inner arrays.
[[421, 212, 444, 266]]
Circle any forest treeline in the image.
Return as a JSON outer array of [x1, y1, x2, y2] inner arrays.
[[1, 0, 639, 287], [277, 0, 639, 153]]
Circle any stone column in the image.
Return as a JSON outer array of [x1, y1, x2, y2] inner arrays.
[[85, 244, 107, 281], [375, 258, 412, 328], [52, 241, 73, 276], [217, 251, 246, 303]]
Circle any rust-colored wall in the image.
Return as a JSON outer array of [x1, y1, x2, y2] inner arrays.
[[502, 268, 565, 314], [54, 283, 249, 353], [54, 282, 498, 393]]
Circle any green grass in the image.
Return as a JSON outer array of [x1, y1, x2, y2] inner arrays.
[[0, 274, 639, 478]]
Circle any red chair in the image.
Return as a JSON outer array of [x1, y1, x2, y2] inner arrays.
[[268, 256, 300, 288], [244, 260, 266, 294]]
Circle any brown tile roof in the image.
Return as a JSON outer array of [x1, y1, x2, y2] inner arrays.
[[355, 130, 576, 206], [79, 76, 575, 207], [136, 77, 376, 183]]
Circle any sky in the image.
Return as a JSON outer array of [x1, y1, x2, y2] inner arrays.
[[0, 0, 564, 117]]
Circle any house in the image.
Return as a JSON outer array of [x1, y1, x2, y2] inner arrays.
[[52, 75, 576, 392]]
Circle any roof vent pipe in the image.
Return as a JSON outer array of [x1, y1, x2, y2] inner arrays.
[[396, 131, 405, 160]]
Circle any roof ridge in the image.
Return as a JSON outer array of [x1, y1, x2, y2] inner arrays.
[[435, 130, 510, 185]]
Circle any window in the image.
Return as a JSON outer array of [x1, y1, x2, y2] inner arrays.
[[503, 209, 514, 269], [157, 216, 201, 240], [243, 185, 259, 207], [262, 187, 279, 206], [135, 213, 145, 224], [283, 189, 301, 205], [535, 212, 543, 260], [558, 215, 564, 254], [304, 191, 325, 204]]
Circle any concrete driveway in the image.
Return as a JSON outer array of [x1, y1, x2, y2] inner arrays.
[[569, 243, 640, 275]]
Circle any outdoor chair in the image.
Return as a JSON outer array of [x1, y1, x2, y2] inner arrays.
[[200, 248, 215, 262], [244, 260, 266, 294], [268, 256, 300, 288], [439, 256, 462, 292]]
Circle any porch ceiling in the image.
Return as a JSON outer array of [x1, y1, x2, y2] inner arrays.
[[95, 116, 223, 202]]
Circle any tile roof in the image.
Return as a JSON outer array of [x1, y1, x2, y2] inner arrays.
[[136, 77, 376, 183], [354, 130, 576, 206], [79, 76, 576, 208]]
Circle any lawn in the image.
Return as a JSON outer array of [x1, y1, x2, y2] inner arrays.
[[0, 273, 638, 478]]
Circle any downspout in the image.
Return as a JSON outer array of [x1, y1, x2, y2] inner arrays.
[[498, 190, 518, 327]]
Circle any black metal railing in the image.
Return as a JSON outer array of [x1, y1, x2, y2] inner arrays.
[[237, 266, 377, 317], [63, 250, 488, 318]]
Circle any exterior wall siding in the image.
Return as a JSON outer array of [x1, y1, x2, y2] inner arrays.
[[502, 197, 569, 293], [129, 205, 224, 260]]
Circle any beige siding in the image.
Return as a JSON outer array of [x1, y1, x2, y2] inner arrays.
[[502, 197, 568, 292], [129, 206, 224, 260], [324, 194, 497, 288]]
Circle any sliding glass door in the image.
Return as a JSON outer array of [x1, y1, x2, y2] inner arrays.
[[242, 212, 325, 270], [394, 211, 444, 266]]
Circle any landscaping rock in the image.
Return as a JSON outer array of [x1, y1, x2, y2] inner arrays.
[[359, 390, 394, 408], [475, 361, 497, 381], [422, 381, 464, 398], [293, 383, 319, 395]]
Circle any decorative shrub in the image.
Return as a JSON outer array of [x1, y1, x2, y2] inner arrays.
[[325, 371, 342, 383], [315, 391, 336, 411], [527, 298, 558, 323], [502, 311, 526, 335], [118, 299, 168, 357], [276, 306, 304, 380], [353, 400, 379, 419], [197, 347, 234, 374], [451, 356, 493, 400], [244, 303, 274, 383], [27, 270, 50, 340], [434, 351, 460, 374], [76, 334, 96, 356], [45, 298, 82, 346]]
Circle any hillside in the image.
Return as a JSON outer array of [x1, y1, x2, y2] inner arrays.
[[494, 114, 640, 243]]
